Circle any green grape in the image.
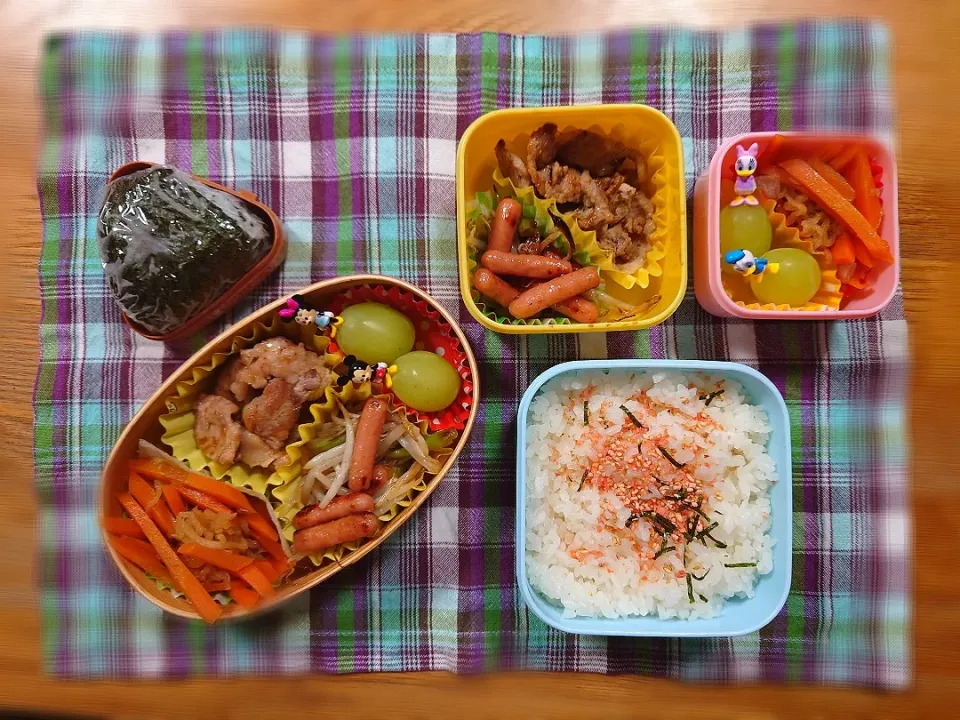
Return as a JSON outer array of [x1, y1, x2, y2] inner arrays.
[[391, 351, 461, 412], [750, 248, 822, 307], [719, 205, 772, 267], [336, 303, 415, 364]]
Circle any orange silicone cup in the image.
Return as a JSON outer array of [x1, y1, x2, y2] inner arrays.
[[693, 132, 899, 320], [106, 162, 288, 342]]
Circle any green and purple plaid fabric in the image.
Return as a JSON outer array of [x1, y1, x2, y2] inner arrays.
[[35, 22, 910, 686]]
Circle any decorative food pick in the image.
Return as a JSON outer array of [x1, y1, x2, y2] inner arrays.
[[719, 204, 772, 260], [336, 302, 416, 365], [749, 248, 821, 306], [336, 355, 396, 389], [391, 351, 461, 413], [723, 249, 779, 280], [279, 294, 343, 334], [730, 142, 760, 207]]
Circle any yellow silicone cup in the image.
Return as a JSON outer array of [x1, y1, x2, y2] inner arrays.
[[271, 395, 455, 567], [725, 195, 843, 312], [491, 165, 615, 275], [552, 127, 669, 291], [157, 316, 343, 495], [456, 105, 687, 334]]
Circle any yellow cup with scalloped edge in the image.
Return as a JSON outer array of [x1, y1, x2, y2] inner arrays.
[[456, 105, 687, 334]]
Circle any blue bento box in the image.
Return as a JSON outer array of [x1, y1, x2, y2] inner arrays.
[[515, 359, 792, 637]]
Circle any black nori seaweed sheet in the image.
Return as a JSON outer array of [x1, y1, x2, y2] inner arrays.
[[97, 165, 271, 336]]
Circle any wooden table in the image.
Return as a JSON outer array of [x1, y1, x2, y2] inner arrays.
[[1, 1, 956, 716]]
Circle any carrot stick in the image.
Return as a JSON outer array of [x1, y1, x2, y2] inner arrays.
[[175, 484, 233, 514], [103, 517, 146, 538], [117, 492, 222, 623], [254, 559, 280, 585], [201, 575, 232, 593], [248, 520, 285, 560], [831, 233, 856, 266], [108, 535, 170, 582], [756, 133, 786, 167], [778, 159, 893, 264], [228, 581, 260, 610], [271, 555, 293, 576], [843, 263, 873, 290], [130, 459, 256, 513], [244, 513, 280, 544], [815, 142, 844, 163], [238, 565, 276, 598], [842, 283, 875, 299], [177, 543, 255, 574], [809, 159, 855, 201], [828, 145, 858, 172], [161, 484, 186, 516], [853, 238, 876, 268], [846, 149, 883, 230], [128, 472, 175, 538]]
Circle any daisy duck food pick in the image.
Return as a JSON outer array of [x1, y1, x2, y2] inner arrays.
[[730, 142, 759, 207]]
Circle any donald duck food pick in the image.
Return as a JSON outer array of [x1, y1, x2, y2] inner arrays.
[[730, 142, 759, 207], [723, 249, 778, 279]]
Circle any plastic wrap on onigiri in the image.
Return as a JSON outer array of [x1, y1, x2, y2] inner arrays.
[[97, 165, 272, 336]]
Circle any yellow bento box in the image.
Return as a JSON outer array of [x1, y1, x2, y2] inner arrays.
[[456, 105, 687, 335]]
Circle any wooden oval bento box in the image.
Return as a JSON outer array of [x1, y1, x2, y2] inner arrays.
[[100, 274, 480, 622]]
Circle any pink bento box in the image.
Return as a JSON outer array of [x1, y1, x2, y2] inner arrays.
[[693, 132, 899, 320]]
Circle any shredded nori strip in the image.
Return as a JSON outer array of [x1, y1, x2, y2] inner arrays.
[[583, 401, 589, 426], [679, 497, 710, 522], [619, 405, 643, 428], [697, 521, 719, 539], [681, 494, 706, 542], [698, 593, 709, 603], [577, 469, 588, 492], [723, 562, 757, 568], [653, 543, 676, 560], [625, 514, 639, 528], [657, 445, 685, 469], [685, 502, 703, 541], [700, 388, 725, 406], [705, 534, 728, 549], [652, 513, 677, 533], [686, 573, 694, 603], [691, 569, 711, 582], [635, 511, 674, 534]]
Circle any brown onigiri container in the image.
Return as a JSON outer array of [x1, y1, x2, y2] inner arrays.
[[107, 161, 288, 342]]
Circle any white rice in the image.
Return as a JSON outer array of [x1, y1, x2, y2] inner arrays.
[[524, 370, 777, 620]]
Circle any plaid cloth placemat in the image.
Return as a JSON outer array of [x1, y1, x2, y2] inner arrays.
[[35, 22, 910, 686]]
